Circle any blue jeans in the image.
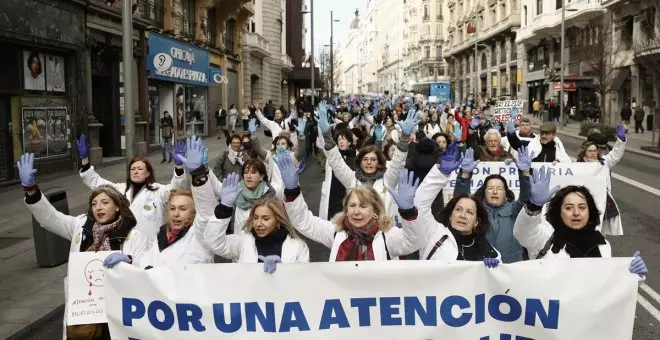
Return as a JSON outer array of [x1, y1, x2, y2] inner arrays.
[[162, 137, 172, 160]]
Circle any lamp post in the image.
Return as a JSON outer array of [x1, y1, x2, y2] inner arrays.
[[559, 5, 577, 129], [122, 0, 134, 159], [330, 11, 340, 97], [300, 1, 315, 106], [473, 12, 478, 102]]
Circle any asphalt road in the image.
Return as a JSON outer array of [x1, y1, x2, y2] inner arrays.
[[14, 136, 660, 339]]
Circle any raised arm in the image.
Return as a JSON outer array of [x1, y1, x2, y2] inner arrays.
[[203, 173, 244, 260], [386, 170, 423, 256], [255, 109, 282, 136], [603, 125, 627, 170], [248, 119, 269, 159], [511, 146, 532, 215], [452, 148, 478, 197], [415, 143, 461, 212]]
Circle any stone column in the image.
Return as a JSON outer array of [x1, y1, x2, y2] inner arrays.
[[84, 47, 103, 165]]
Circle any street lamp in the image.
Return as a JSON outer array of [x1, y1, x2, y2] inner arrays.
[[122, 0, 135, 159], [559, 4, 578, 128], [300, 2, 315, 106], [330, 11, 340, 97]]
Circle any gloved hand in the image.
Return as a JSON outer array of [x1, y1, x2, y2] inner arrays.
[[17, 153, 37, 187], [103, 252, 131, 268], [530, 166, 561, 206], [458, 148, 479, 174], [504, 158, 514, 165], [470, 116, 481, 130], [484, 257, 500, 268], [439, 143, 463, 174], [516, 145, 533, 172], [296, 118, 307, 135], [258, 255, 282, 274], [616, 124, 627, 142], [506, 118, 516, 135], [629, 251, 648, 278], [374, 124, 385, 142], [273, 152, 299, 190], [288, 119, 298, 133], [77, 135, 88, 159], [168, 140, 186, 166], [387, 169, 420, 210], [219, 172, 242, 207], [248, 118, 258, 135], [398, 108, 420, 136], [178, 136, 205, 172], [317, 101, 332, 133]]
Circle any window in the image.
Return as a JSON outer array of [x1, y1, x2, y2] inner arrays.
[[537, 0, 542, 15], [436, 3, 443, 19], [225, 19, 236, 54], [490, 7, 496, 27], [556, 0, 562, 10], [436, 45, 443, 59], [425, 45, 431, 58], [436, 24, 442, 37], [180, 0, 195, 40], [206, 7, 216, 47], [524, 5, 527, 25], [501, 2, 506, 19], [424, 24, 431, 37], [424, 4, 430, 20], [491, 45, 496, 65]]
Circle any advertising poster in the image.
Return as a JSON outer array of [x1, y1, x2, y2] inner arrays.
[[46, 54, 66, 92], [66, 251, 114, 325], [22, 107, 48, 157], [24, 50, 46, 91], [46, 107, 69, 156]]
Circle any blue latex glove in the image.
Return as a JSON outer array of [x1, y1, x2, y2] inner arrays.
[[77, 135, 88, 159], [469, 116, 481, 130], [273, 152, 299, 190], [458, 148, 479, 174], [219, 172, 242, 207], [248, 118, 258, 135], [629, 251, 648, 278], [484, 258, 500, 268], [374, 124, 385, 142], [616, 124, 627, 142], [398, 108, 420, 136], [387, 169, 420, 210], [258, 255, 282, 274], [530, 166, 561, 206], [168, 139, 186, 166], [516, 145, 532, 172], [178, 136, 205, 172], [504, 158, 514, 165], [17, 153, 37, 187], [103, 253, 130, 268], [296, 118, 307, 135], [439, 143, 464, 174], [317, 101, 332, 133]]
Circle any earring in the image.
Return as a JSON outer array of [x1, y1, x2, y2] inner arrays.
[[373, 214, 378, 219], [276, 224, 281, 230]]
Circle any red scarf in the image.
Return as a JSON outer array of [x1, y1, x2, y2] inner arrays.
[[167, 227, 183, 244], [335, 217, 380, 261]]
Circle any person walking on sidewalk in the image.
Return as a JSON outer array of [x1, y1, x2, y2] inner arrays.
[[228, 104, 238, 134], [215, 104, 226, 139], [633, 103, 645, 133], [621, 103, 632, 125], [241, 105, 250, 131], [160, 110, 174, 163]]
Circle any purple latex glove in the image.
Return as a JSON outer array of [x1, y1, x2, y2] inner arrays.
[[530, 166, 561, 206], [387, 169, 420, 210], [616, 124, 627, 142], [77, 135, 88, 159], [459, 148, 479, 174], [439, 142, 463, 174], [17, 153, 37, 187], [470, 116, 481, 129], [168, 140, 186, 166], [484, 258, 500, 268]]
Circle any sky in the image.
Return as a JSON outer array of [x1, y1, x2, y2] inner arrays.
[[305, 0, 368, 59]]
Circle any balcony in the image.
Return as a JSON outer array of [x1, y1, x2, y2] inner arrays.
[[517, 0, 605, 44], [445, 14, 521, 57], [281, 54, 294, 70], [214, 0, 252, 16], [245, 32, 269, 59]]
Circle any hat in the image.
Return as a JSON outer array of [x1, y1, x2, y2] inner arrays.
[[406, 138, 440, 182], [539, 122, 556, 133]]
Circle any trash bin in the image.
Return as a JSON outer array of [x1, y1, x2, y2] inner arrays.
[[32, 188, 71, 268], [647, 114, 654, 131]]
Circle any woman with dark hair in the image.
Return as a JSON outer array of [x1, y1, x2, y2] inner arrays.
[[228, 158, 280, 231], [213, 132, 249, 179], [412, 145, 500, 263], [513, 167, 648, 279], [248, 118, 306, 173], [431, 132, 450, 152], [451, 146, 532, 263], [318, 128, 357, 219], [76, 135, 188, 243], [17, 153, 147, 340]]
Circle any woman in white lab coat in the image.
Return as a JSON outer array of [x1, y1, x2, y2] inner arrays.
[[17, 153, 147, 340], [76, 135, 188, 243], [204, 173, 309, 269]]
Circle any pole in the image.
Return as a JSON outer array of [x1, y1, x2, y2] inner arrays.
[[559, 0, 566, 129], [122, 0, 135, 159], [310, 0, 315, 106], [330, 10, 334, 96], [473, 13, 478, 103]]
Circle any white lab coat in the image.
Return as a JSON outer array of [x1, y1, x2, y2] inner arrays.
[[24, 192, 147, 340], [513, 208, 612, 259], [285, 193, 420, 261], [424, 122, 442, 139], [255, 109, 299, 150], [527, 136, 572, 163], [593, 138, 626, 236], [204, 213, 309, 263], [134, 173, 218, 268], [413, 166, 502, 261], [80, 166, 188, 243]]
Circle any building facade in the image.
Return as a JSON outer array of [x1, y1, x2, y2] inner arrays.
[[376, 0, 406, 95]]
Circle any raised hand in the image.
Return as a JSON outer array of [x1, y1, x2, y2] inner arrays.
[[516, 145, 533, 172], [530, 166, 561, 206], [219, 173, 242, 207], [484, 257, 500, 268], [17, 153, 37, 187], [504, 158, 514, 165], [103, 253, 130, 268], [470, 116, 481, 130], [387, 169, 420, 210], [398, 107, 420, 136], [258, 255, 282, 274], [273, 152, 299, 190], [317, 101, 332, 133], [629, 251, 648, 278], [248, 118, 258, 135], [374, 124, 385, 142], [296, 118, 307, 135], [77, 135, 88, 159], [458, 148, 479, 174], [506, 118, 516, 135], [178, 136, 205, 172], [616, 124, 627, 142], [169, 139, 186, 166]]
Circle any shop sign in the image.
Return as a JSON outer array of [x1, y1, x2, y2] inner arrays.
[[209, 67, 229, 84], [147, 32, 210, 86]]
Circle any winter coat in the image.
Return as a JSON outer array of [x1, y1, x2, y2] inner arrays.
[[80, 165, 188, 243], [212, 149, 245, 179], [284, 193, 420, 261]]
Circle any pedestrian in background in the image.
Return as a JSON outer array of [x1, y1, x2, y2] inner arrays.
[[160, 110, 173, 164], [633, 103, 645, 133]]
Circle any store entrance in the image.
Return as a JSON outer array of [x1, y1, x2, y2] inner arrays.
[[0, 97, 13, 181]]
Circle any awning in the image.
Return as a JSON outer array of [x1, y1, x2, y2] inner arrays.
[[553, 82, 577, 91]]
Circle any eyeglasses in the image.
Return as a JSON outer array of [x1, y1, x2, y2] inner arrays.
[[486, 187, 505, 193]]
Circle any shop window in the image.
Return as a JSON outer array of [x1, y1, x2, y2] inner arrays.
[[184, 85, 208, 137]]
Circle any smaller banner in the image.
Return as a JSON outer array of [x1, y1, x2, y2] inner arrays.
[[66, 251, 115, 326], [491, 100, 525, 122]]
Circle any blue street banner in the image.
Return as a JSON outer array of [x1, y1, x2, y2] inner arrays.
[[105, 259, 637, 339], [430, 82, 451, 103], [146, 32, 210, 86]]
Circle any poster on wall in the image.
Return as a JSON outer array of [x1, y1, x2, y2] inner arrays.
[[45, 54, 66, 92], [47, 107, 69, 156], [23, 51, 46, 91], [22, 108, 48, 157]]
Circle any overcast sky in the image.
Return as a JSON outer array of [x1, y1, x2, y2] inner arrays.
[[306, 0, 367, 58]]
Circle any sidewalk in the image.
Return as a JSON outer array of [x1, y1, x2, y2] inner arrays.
[[527, 116, 660, 160], [0, 133, 244, 339]]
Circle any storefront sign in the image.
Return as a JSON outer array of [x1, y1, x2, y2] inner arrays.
[[147, 32, 210, 86], [22, 106, 70, 159], [209, 67, 228, 84]]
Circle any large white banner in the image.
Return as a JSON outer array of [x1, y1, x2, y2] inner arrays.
[[105, 259, 638, 339], [66, 251, 114, 325]]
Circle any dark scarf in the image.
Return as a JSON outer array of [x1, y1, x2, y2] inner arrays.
[[87, 215, 123, 252], [354, 168, 385, 185], [336, 217, 380, 261], [448, 227, 498, 261], [131, 182, 145, 201], [253, 227, 289, 260], [551, 222, 606, 258]]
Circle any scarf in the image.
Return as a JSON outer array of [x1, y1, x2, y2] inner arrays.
[[236, 180, 270, 210], [253, 227, 289, 259], [88, 217, 123, 252], [354, 168, 385, 185], [448, 227, 498, 261], [228, 148, 244, 165], [167, 226, 187, 244], [335, 217, 380, 261], [551, 222, 606, 258]]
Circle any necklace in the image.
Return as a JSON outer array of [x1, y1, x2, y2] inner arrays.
[[459, 238, 476, 259]]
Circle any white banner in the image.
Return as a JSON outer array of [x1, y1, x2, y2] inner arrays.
[[66, 251, 115, 325], [105, 259, 638, 339]]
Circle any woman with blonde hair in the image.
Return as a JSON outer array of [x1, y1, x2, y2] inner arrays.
[[275, 153, 421, 262], [204, 173, 309, 272]]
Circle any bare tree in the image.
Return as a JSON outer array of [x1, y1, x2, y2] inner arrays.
[[632, 5, 660, 148]]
